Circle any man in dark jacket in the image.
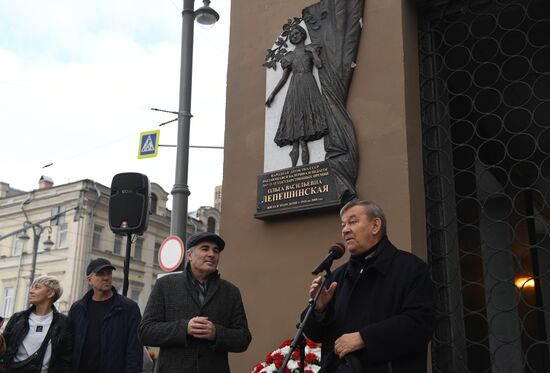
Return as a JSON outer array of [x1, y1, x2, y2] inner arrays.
[[139, 232, 252, 373], [69, 257, 143, 373], [304, 200, 434, 373]]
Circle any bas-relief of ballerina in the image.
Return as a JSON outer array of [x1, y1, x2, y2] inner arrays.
[[265, 25, 328, 167], [264, 0, 364, 203]]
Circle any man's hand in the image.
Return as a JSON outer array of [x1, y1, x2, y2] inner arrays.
[[334, 332, 365, 358], [309, 276, 337, 312], [187, 316, 216, 341]]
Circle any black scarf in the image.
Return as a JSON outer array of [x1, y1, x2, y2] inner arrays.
[[346, 237, 384, 283]]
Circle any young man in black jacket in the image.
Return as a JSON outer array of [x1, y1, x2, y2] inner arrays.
[[304, 200, 434, 373], [69, 258, 143, 373]]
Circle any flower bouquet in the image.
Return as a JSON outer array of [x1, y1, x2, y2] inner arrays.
[[252, 338, 321, 373]]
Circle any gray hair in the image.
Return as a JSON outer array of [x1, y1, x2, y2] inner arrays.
[[32, 275, 63, 303], [340, 199, 387, 235]]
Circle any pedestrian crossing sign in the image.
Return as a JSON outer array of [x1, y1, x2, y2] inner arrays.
[[138, 130, 160, 159]]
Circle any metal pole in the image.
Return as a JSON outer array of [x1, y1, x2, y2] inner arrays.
[[123, 232, 132, 296], [28, 226, 41, 301], [171, 0, 195, 252]]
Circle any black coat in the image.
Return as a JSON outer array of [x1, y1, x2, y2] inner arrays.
[[0, 306, 72, 373], [68, 288, 143, 373], [139, 269, 252, 373], [303, 236, 434, 373]]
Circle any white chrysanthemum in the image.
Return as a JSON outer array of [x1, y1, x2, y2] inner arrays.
[[279, 346, 291, 355], [252, 339, 322, 373], [307, 364, 321, 373]]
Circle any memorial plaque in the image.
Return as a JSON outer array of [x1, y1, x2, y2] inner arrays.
[[255, 161, 340, 219]]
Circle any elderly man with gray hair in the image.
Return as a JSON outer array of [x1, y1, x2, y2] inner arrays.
[[0, 275, 72, 373], [303, 200, 434, 373], [139, 231, 252, 373]]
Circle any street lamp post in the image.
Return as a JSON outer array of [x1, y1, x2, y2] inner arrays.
[[171, 0, 219, 246], [19, 222, 54, 294]]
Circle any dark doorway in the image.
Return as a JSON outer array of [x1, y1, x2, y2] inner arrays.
[[418, 1, 550, 372]]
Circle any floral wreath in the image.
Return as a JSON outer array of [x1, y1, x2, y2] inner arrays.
[[252, 338, 321, 373]]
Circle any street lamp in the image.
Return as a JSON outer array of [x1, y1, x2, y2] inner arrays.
[[17, 230, 30, 241], [19, 222, 55, 292], [171, 0, 219, 249], [195, 0, 220, 26]]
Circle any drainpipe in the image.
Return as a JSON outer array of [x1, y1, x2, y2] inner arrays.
[[81, 182, 101, 294]]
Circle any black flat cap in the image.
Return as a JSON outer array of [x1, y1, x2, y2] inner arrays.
[[187, 232, 225, 251], [87, 258, 116, 275]]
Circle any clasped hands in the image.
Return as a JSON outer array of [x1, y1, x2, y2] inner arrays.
[[187, 316, 216, 341], [309, 276, 365, 358]]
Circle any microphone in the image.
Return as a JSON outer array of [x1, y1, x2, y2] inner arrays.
[[312, 243, 346, 275]]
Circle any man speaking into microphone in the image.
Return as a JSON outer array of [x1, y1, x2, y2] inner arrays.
[[303, 200, 434, 373]]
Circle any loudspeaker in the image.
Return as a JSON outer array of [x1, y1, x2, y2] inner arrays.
[[109, 173, 150, 235]]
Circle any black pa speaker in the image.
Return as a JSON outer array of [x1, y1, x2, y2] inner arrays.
[[109, 172, 150, 235]]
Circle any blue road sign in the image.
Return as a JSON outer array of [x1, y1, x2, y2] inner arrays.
[[138, 130, 160, 159]]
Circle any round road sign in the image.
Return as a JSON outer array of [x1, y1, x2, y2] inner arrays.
[[158, 235, 185, 272]]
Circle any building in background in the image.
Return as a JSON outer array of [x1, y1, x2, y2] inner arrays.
[[188, 206, 220, 234], [214, 185, 222, 211], [0, 177, 220, 318]]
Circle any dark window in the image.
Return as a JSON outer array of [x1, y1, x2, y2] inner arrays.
[[151, 193, 158, 215], [51, 205, 66, 225], [114, 235, 122, 255], [135, 237, 143, 260], [154, 241, 161, 266], [207, 217, 216, 233], [92, 225, 103, 249]]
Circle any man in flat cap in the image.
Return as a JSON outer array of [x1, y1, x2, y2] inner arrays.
[[139, 232, 251, 373], [69, 257, 143, 373]]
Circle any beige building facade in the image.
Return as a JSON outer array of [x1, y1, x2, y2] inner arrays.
[[0, 179, 171, 316], [0, 178, 221, 319]]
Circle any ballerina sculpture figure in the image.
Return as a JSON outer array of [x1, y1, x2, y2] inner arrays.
[[266, 24, 328, 167]]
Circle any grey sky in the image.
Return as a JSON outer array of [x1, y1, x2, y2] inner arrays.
[[0, 0, 230, 211]]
